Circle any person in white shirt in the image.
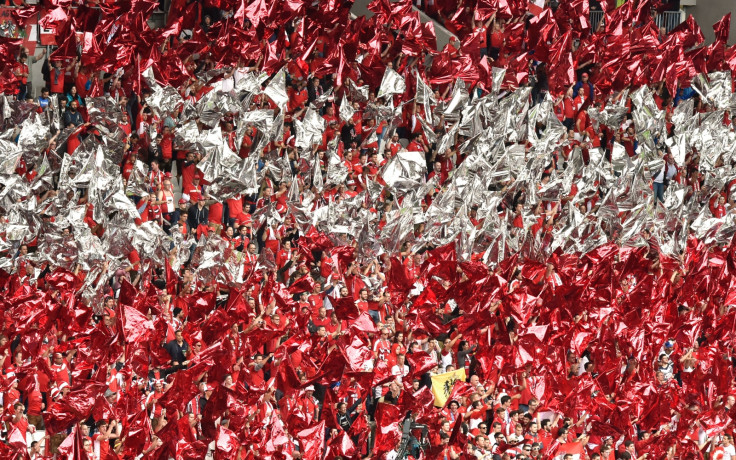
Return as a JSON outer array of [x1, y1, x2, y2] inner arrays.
[[712, 434, 736, 460], [391, 353, 410, 384], [724, 434, 736, 459], [657, 353, 674, 381], [652, 153, 677, 203]]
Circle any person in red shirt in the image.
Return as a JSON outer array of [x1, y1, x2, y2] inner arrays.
[[14, 55, 29, 100], [121, 151, 137, 182], [26, 387, 44, 430], [312, 307, 331, 329], [427, 161, 446, 184], [288, 80, 308, 113], [561, 87, 576, 130], [208, 199, 224, 229], [472, 14, 494, 58], [50, 59, 75, 96], [159, 126, 174, 172], [711, 193, 727, 218], [308, 283, 324, 311], [50, 352, 71, 386], [246, 353, 267, 387], [180, 152, 198, 193], [94, 419, 120, 460], [4, 378, 21, 414], [183, 174, 204, 203], [265, 313, 289, 353], [575, 108, 589, 133], [621, 125, 637, 157], [489, 19, 504, 60], [10, 401, 35, 440], [322, 105, 339, 126], [535, 418, 553, 448], [74, 64, 91, 98], [355, 287, 370, 313], [298, 386, 320, 422], [373, 328, 392, 362]]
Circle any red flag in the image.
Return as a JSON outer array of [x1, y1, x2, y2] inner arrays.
[[553, 441, 584, 460], [372, 403, 402, 455], [297, 421, 326, 460]]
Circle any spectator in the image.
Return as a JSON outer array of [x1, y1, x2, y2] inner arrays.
[[573, 72, 594, 102], [164, 330, 190, 374]]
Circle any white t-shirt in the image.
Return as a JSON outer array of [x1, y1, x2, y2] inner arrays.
[[233, 67, 250, 86], [391, 364, 409, 383], [441, 350, 454, 372]]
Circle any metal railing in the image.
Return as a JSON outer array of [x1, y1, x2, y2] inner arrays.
[[657, 11, 684, 33], [590, 10, 682, 33]]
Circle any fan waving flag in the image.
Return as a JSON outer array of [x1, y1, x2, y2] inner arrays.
[[430, 368, 466, 407], [553, 442, 584, 460]]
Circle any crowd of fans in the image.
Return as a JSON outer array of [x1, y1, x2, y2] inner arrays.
[[2, 0, 736, 459]]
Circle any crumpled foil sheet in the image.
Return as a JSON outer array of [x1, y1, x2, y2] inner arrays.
[[4, 68, 736, 301]]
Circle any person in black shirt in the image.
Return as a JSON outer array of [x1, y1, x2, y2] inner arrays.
[[307, 77, 323, 104], [187, 198, 209, 236], [63, 100, 84, 128], [336, 399, 363, 432], [165, 330, 190, 375], [383, 382, 401, 405], [341, 119, 360, 147]]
